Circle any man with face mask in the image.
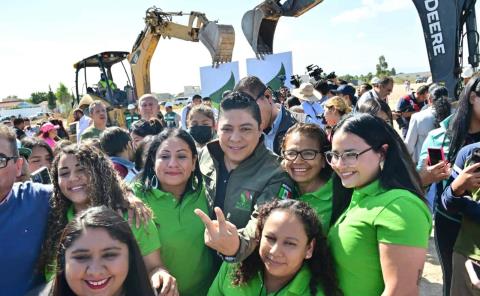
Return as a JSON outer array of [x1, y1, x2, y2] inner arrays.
[[187, 105, 216, 149]]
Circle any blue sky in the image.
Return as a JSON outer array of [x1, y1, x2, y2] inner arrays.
[[0, 0, 477, 98]]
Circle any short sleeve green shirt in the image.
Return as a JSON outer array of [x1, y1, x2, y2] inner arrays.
[[208, 262, 325, 296], [327, 180, 432, 296], [298, 178, 333, 233], [133, 183, 215, 296]]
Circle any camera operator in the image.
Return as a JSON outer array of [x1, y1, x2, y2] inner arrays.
[[394, 85, 429, 138]]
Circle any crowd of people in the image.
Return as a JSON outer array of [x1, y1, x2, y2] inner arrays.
[[1, 73, 479, 296]]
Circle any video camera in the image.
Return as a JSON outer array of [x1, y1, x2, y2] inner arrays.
[[306, 64, 324, 81]]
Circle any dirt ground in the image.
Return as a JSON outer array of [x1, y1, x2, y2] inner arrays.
[[389, 83, 444, 295]]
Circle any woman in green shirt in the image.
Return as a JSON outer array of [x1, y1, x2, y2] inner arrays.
[[325, 114, 432, 296], [208, 199, 341, 296], [37, 144, 176, 295], [133, 128, 215, 296], [280, 123, 333, 231]]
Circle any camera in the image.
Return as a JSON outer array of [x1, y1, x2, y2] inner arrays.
[[306, 64, 324, 81], [290, 75, 302, 88]]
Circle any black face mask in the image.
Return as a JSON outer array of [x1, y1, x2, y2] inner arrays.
[[189, 125, 213, 145]]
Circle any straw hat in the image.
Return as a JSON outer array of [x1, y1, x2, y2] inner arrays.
[[291, 83, 322, 102]]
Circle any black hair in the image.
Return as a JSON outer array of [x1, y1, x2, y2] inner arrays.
[[447, 76, 480, 162], [356, 98, 393, 126], [130, 119, 163, 137], [138, 129, 202, 202], [234, 76, 267, 100], [21, 137, 54, 161], [314, 80, 330, 96], [219, 91, 262, 127], [430, 86, 451, 128], [50, 119, 69, 139], [286, 96, 301, 109], [133, 135, 153, 171], [233, 200, 341, 296], [51, 206, 154, 296], [330, 114, 425, 224], [100, 127, 132, 157], [360, 83, 372, 91], [13, 117, 24, 126], [416, 85, 429, 95], [202, 96, 211, 102], [281, 123, 332, 182], [192, 94, 202, 101]]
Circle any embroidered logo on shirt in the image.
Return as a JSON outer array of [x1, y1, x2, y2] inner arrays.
[[235, 191, 253, 210], [278, 184, 293, 200]]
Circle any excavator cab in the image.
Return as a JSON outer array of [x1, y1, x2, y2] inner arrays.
[[242, 0, 323, 57], [73, 51, 131, 128]]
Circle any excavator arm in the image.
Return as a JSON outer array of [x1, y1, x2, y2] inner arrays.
[[242, 0, 479, 96], [242, 0, 323, 57], [128, 7, 235, 98]]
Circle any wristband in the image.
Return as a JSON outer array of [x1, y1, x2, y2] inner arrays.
[[217, 251, 239, 263]]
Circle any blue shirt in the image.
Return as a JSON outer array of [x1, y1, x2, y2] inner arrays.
[[0, 182, 52, 295], [264, 106, 283, 152]]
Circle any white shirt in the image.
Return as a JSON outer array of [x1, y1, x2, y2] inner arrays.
[[76, 115, 92, 142], [404, 106, 436, 164]]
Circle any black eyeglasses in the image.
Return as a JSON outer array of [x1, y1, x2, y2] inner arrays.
[[324, 147, 373, 165], [0, 154, 19, 169], [283, 149, 321, 161]]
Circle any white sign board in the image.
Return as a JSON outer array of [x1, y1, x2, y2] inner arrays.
[[246, 51, 293, 89], [200, 62, 240, 107]]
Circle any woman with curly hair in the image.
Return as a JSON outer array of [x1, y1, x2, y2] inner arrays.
[[36, 144, 177, 296], [207, 199, 341, 296]]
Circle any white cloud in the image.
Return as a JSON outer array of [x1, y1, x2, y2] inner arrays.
[[332, 0, 411, 24]]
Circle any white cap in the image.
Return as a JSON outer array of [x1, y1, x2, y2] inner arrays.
[[127, 104, 135, 110], [462, 65, 474, 78], [165, 102, 173, 108]]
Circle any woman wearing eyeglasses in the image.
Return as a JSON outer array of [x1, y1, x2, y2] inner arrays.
[[325, 113, 432, 296], [280, 123, 333, 232]]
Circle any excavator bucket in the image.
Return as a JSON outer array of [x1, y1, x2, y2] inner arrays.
[[242, 4, 281, 56], [242, 0, 323, 56], [199, 22, 235, 65]]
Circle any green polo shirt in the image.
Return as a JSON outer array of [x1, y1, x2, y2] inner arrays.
[[298, 179, 333, 233], [208, 262, 325, 296], [327, 180, 432, 296], [45, 205, 160, 281], [133, 183, 215, 296]]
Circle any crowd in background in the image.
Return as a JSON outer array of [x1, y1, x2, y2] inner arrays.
[[1, 72, 480, 296]]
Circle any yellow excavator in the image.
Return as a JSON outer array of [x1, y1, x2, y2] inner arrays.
[[72, 7, 235, 129]]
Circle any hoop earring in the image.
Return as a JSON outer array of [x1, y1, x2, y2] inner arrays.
[[151, 175, 159, 189]]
